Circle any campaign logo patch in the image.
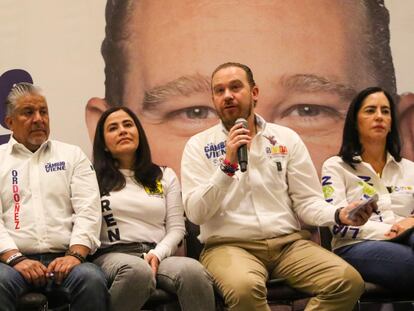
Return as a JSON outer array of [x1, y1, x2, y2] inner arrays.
[[264, 135, 277, 146], [390, 185, 413, 193], [265, 141, 288, 172], [204, 141, 226, 160], [144, 180, 164, 197], [358, 181, 376, 198], [321, 175, 334, 203], [265, 145, 288, 157], [45, 161, 66, 172], [264, 135, 288, 157]]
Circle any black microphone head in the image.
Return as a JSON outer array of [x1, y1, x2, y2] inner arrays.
[[235, 118, 247, 129]]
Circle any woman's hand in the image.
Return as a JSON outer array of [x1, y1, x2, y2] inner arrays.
[[145, 253, 160, 275], [385, 217, 414, 239], [339, 200, 378, 226]]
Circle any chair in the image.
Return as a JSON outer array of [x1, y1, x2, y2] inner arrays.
[[17, 275, 178, 311], [17, 293, 48, 311], [17, 288, 70, 311], [185, 220, 313, 311], [318, 226, 414, 311], [141, 289, 179, 311]]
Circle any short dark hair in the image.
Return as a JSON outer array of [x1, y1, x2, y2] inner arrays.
[[211, 62, 256, 89], [339, 86, 401, 168], [101, 0, 396, 106], [92, 106, 162, 196]]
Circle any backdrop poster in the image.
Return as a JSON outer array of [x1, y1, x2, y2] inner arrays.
[[0, 1, 413, 178]]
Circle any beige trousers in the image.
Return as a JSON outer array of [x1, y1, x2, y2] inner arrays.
[[200, 230, 364, 311]]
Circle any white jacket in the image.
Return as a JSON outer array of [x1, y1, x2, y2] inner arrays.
[[181, 115, 337, 242], [321, 154, 414, 250], [0, 137, 102, 255]]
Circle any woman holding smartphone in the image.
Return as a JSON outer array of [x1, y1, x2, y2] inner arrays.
[[91, 107, 215, 311], [321, 87, 414, 294]]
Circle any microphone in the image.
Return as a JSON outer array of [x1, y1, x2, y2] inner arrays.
[[235, 118, 248, 172]]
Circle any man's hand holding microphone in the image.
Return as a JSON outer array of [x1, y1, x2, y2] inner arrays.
[[225, 118, 250, 172]]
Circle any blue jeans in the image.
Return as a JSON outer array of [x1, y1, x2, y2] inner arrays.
[[0, 253, 108, 311], [335, 237, 414, 293]]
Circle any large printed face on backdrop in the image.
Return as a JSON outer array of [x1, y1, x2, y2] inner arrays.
[[86, 0, 413, 177]]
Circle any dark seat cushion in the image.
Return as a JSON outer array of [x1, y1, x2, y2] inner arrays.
[[17, 293, 47, 311], [266, 278, 312, 304], [142, 288, 178, 309], [361, 282, 414, 303]]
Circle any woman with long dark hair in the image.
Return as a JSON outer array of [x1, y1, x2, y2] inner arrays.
[[91, 107, 215, 311], [321, 87, 414, 295]]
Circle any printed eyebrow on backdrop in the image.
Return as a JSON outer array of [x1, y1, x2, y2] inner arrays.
[[0, 69, 33, 144]]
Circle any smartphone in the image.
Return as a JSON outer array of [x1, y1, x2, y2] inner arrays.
[[348, 194, 379, 221]]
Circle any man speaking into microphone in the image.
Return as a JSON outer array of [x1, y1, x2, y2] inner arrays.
[[181, 62, 377, 311]]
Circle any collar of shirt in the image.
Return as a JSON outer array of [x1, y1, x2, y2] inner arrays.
[[7, 136, 51, 155], [353, 152, 402, 170]]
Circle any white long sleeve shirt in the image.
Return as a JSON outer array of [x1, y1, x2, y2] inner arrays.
[[181, 115, 337, 242], [321, 154, 414, 250], [99, 167, 185, 261], [0, 137, 102, 255]]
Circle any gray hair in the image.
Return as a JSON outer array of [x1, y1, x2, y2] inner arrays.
[[5, 82, 43, 116]]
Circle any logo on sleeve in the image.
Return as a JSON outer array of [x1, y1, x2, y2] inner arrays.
[[358, 180, 376, 198], [321, 176, 334, 203]]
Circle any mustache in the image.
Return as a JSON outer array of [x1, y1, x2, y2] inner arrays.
[[224, 100, 236, 107], [30, 125, 47, 131]]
